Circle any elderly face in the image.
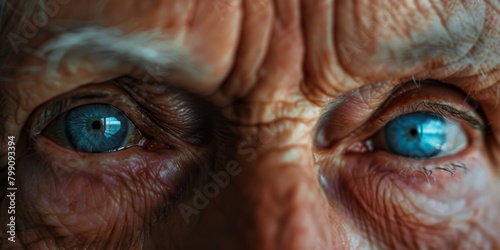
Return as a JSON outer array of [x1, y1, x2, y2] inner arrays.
[[1, 0, 499, 249]]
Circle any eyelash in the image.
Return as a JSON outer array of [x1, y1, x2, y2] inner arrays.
[[30, 78, 220, 155], [30, 84, 149, 141], [316, 81, 488, 181], [405, 162, 469, 179], [366, 151, 470, 177], [343, 99, 481, 152], [379, 101, 484, 130]]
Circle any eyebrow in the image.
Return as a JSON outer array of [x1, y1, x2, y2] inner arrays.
[[37, 26, 198, 75]]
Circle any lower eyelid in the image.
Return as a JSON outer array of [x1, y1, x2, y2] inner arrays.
[[33, 134, 191, 191], [338, 141, 479, 187], [19, 136, 196, 234], [319, 144, 490, 222]]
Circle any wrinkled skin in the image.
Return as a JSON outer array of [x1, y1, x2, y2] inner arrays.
[[1, 0, 500, 249]]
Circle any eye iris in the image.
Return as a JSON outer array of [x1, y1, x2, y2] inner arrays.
[[66, 104, 130, 153], [384, 112, 447, 158]]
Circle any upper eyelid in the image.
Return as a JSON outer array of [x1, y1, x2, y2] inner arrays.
[[371, 81, 488, 130], [30, 85, 138, 135], [378, 101, 485, 130], [35, 93, 111, 128], [422, 102, 483, 129], [314, 81, 487, 150], [30, 79, 220, 149]]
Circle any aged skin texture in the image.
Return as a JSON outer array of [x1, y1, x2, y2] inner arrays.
[[0, 0, 499, 249]]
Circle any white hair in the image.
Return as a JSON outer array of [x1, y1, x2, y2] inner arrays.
[[38, 26, 197, 76]]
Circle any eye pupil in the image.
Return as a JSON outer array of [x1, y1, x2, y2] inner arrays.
[[91, 120, 103, 130], [409, 128, 418, 137]]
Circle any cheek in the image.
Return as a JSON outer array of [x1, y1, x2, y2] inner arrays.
[[320, 150, 491, 249], [15, 136, 191, 244]]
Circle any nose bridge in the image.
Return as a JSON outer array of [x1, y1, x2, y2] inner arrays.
[[188, 135, 343, 250], [237, 146, 331, 250]]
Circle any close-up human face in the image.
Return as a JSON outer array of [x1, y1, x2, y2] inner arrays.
[[0, 0, 499, 249]]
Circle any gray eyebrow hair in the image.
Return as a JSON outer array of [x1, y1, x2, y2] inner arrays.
[[37, 26, 197, 76]]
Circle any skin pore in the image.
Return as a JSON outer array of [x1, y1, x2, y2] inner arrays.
[[0, 0, 499, 249]]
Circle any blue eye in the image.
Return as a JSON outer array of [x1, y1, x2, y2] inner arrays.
[[383, 112, 467, 159], [43, 104, 141, 153]]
